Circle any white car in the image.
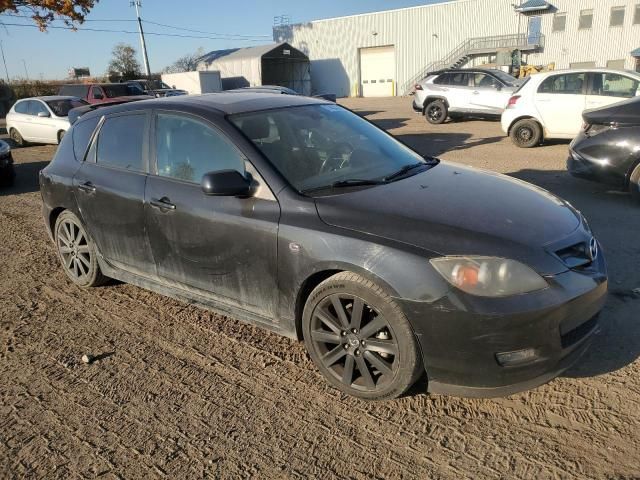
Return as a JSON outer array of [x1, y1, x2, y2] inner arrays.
[[501, 69, 640, 148], [6, 96, 88, 146], [412, 68, 521, 124]]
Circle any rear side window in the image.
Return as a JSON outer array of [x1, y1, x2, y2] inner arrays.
[[538, 73, 586, 94], [29, 101, 49, 116], [72, 116, 100, 161], [589, 73, 639, 98], [14, 101, 30, 114], [448, 73, 471, 87], [96, 114, 146, 172], [155, 113, 245, 183]]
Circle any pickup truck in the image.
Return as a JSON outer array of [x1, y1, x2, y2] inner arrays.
[[58, 83, 153, 105], [124, 79, 187, 97]]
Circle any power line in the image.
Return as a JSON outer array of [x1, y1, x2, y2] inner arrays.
[[142, 19, 271, 39], [0, 20, 267, 42]]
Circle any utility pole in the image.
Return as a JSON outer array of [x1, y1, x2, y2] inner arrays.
[[0, 41, 9, 82], [22, 59, 29, 79], [131, 0, 151, 76]]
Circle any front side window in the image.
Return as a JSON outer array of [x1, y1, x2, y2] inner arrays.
[[103, 84, 131, 98], [155, 113, 245, 183], [538, 73, 586, 94], [95, 114, 145, 171], [473, 74, 500, 89], [14, 100, 29, 114], [579, 9, 594, 29], [92, 87, 104, 99], [610, 6, 625, 26], [29, 101, 49, 116], [590, 73, 640, 98], [230, 104, 428, 193], [552, 13, 567, 32]]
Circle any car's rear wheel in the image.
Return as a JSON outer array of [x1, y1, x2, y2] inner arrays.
[[510, 119, 543, 148], [302, 272, 423, 400], [629, 163, 640, 203], [425, 100, 448, 124], [9, 128, 25, 147], [54, 211, 108, 288]]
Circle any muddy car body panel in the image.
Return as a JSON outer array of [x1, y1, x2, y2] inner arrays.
[[40, 93, 608, 398]]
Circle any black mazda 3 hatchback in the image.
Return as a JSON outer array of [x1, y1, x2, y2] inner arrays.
[[40, 93, 607, 399]]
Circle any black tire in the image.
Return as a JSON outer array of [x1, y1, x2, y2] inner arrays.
[[629, 163, 640, 203], [9, 128, 25, 147], [57, 130, 66, 144], [510, 119, 543, 148], [302, 272, 423, 401], [54, 211, 108, 288], [424, 100, 448, 125]]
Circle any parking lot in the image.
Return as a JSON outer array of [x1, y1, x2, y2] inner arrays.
[[1, 96, 639, 479]]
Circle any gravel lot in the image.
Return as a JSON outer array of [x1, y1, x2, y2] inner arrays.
[[1, 97, 639, 479]]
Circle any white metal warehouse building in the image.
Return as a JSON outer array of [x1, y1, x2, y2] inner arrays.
[[273, 0, 640, 97]]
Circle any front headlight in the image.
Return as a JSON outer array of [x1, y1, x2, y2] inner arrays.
[[430, 256, 548, 297]]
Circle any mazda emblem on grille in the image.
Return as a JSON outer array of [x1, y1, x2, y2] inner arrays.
[[588, 237, 598, 261]]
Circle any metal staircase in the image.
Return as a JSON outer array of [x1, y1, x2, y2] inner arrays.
[[401, 33, 545, 95]]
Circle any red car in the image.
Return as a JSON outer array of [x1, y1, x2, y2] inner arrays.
[[58, 83, 153, 105]]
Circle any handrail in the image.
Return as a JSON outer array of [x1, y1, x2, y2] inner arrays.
[[400, 33, 545, 95]]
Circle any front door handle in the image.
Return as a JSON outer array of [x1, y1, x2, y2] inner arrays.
[[150, 197, 176, 211], [78, 181, 96, 193]]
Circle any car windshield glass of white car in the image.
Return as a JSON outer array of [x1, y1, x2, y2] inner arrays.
[[46, 99, 89, 117], [230, 104, 430, 193]]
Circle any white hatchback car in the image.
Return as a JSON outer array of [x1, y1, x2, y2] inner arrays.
[[6, 96, 88, 146], [501, 69, 640, 147]]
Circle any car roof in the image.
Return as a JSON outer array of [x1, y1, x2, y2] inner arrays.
[[76, 92, 328, 122], [527, 68, 640, 79], [431, 68, 508, 75], [18, 95, 81, 102]]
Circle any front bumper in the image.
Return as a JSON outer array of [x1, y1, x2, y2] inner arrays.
[[399, 253, 607, 398]]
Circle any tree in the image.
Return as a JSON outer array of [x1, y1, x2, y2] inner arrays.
[[0, 0, 97, 30], [107, 43, 141, 77], [163, 48, 205, 74]]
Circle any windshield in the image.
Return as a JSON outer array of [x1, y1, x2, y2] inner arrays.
[[230, 104, 430, 193], [491, 70, 518, 85], [46, 98, 89, 117]]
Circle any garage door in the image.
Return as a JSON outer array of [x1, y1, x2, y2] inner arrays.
[[360, 46, 396, 97]]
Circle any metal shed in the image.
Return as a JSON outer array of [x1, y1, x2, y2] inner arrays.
[[198, 42, 311, 95]]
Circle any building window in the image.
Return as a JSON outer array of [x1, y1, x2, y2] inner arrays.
[[606, 59, 626, 69], [610, 6, 625, 27], [634, 4, 640, 24], [552, 13, 567, 32], [579, 9, 593, 29]]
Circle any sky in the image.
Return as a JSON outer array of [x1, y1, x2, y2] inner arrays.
[[0, 0, 447, 80]]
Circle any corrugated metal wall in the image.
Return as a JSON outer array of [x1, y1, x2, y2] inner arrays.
[[273, 0, 640, 97]]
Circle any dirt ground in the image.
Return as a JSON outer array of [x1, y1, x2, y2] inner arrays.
[[1, 97, 639, 479]]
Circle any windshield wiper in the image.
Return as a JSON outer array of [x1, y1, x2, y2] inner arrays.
[[383, 162, 427, 182], [302, 178, 386, 194]]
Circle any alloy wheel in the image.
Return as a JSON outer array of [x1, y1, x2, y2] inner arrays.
[[56, 218, 93, 282], [309, 294, 399, 392], [428, 106, 443, 122]]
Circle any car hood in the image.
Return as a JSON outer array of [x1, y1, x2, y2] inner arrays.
[[314, 162, 581, 275]]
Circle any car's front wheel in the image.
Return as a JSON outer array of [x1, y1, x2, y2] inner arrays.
[[510, 119, 543, 148], [425, 100, 448, 124], [302, 272, 423, 400], [54, 211, 108, 288]]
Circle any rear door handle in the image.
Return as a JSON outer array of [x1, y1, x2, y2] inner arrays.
[[150, 197, 176, 211], [77, 181, 96, 193]]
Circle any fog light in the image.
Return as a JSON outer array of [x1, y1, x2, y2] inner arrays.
[[496, 348, 539, 367]]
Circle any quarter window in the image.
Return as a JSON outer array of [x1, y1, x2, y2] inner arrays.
[[96, 114, 145, 171], [552, 13, 567, 32], [589, 73, 640, 98], [72, 116, 100, 161], [579, 9, 593, 29], [433, 74, 451, 85], [610, 6, 625, 27], [538, 73, 586, 94], [155, 113, 245, 183]]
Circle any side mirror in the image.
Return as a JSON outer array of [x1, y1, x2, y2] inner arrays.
[[201, 170, 252, 197], [37, 111, 50, 118]]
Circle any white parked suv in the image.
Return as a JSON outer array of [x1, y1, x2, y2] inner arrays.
[[412, 68, 521, 124], [501, 68, 640, 148], [6, 96, 87, 146]]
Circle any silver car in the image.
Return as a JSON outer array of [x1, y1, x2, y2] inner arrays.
[[412, 68, 520, 124]]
